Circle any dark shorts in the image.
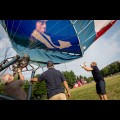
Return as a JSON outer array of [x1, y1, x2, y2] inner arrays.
[[96, 80, 106, 95]]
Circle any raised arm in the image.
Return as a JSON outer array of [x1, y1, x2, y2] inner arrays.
[[31, 77, 38, 82], [82, 66, 93, 71], [17, 68, 24, 80]]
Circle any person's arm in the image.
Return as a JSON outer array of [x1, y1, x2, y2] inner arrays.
[[82, 66, 93, 71], [31, 78, 38, 82], [30, 73, 44, 83], [63, 81, 71, 98], [80, 63, 93, 71], [18, 68, 24, 81]]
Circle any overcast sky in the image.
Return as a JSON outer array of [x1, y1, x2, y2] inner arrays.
[[0, 20, 120, 80]]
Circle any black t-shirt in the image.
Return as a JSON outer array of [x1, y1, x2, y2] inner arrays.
[[38, 68, 66, 99], [91, 66, 104, 82], [4, 80, 27, 100]]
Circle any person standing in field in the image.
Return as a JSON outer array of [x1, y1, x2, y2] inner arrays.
[[31, 60, 71, 100], [81, 62, 108, 100]]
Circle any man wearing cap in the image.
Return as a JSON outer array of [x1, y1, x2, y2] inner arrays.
[[31, 60, 71, 100]]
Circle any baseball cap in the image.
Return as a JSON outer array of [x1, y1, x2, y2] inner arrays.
[[47, 60, 54, 67]]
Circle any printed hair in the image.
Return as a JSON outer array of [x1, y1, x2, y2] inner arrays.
[[37, 20, 48, 25]]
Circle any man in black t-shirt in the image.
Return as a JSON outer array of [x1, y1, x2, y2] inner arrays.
[[31, 60, 71, 100], [81, 62, 108, 100]]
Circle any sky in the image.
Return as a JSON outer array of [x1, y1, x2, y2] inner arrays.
[[0, 20, 120, 80]]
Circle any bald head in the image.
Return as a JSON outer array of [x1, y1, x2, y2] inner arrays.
[[90, 62, 97, 67], [1, 74, 14, 84]]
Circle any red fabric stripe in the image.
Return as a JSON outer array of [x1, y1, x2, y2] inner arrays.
[[95, 20, 117, 40]]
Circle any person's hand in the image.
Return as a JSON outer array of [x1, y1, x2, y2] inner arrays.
[[30, 78, 35, 83], [83, 61, 87, 66], [80, 64, 84, 68], [80, 64, 85, 68], [66, 91, 71, 98], [30, 78, 38, 83], [17, 68, 21, 73], [80, 62, 86, 68]]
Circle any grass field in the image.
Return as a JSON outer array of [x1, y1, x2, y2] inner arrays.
[[68, 74, 120, 100]]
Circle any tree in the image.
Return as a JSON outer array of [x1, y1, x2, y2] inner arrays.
[[31, 74, 47, 100], [32, 81, 47, 100], [0, 82, 4, 94], [63, 70, 76, 88], [86, 77, 93, 83], [101, 67, 109, 77]]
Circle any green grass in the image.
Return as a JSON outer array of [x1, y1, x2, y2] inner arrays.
[[68, 74, 120, 100]]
